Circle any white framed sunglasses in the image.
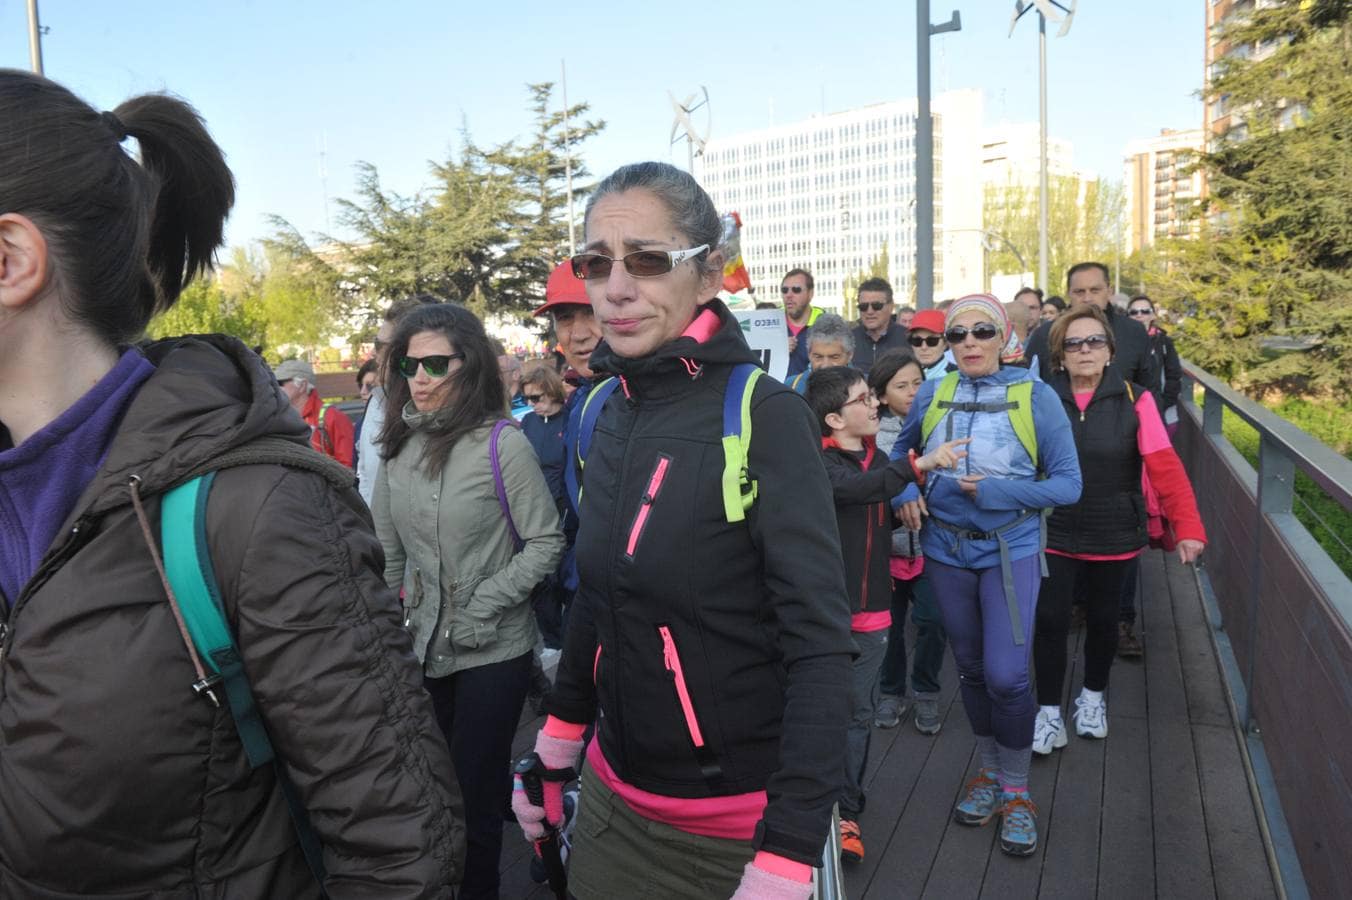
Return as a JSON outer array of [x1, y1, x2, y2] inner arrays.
[[571, 245, 709, 280]]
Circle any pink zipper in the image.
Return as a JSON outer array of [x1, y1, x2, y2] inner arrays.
[[593, 644, 602, 685], [625, 456, 671, 558], [658, 625, 706, 748]]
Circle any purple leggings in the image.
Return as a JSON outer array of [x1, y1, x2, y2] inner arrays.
[[925, 556, 1042, 751]]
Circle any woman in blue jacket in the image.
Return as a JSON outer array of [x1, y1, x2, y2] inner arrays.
[[891, 293, 1081, 857]]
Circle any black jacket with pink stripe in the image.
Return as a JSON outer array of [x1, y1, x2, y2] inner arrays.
[[547, 300, 855, 866]]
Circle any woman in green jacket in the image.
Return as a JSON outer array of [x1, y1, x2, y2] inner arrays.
[[373, 303, 565, 900]]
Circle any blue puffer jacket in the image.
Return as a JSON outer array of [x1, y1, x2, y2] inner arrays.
[[891, 365, 1081, 570]]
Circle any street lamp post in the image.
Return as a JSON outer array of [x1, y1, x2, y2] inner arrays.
[[916, 2, 962, 311], [27, 0, 45, 75], [1009, 1, 1075, 293]]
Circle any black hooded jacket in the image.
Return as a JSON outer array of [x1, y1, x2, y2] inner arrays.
[[0, 336, 463, 898], [1023, 303, 1153, 387], [548, 300, 854, 865]]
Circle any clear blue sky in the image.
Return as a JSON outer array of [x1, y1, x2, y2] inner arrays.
[[1, 1, 1203, 251]]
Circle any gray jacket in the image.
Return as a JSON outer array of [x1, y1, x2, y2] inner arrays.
[[374, 411, 564, 677]]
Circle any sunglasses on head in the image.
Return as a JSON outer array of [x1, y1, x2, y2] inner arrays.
[[781, 285, 805, 294], [1063, 335, 1110, 353], [396, 353, 464, 378], [1128, 307, 1153, 317], [908, 334, 943, 348], [944, 323, 1002, 344], [571, 245, 709, 280], [859, 301, 890, 312]]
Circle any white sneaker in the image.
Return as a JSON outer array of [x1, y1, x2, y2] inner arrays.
[[1073, 693, 1108, 739], [1032, 708, 1068, 755]]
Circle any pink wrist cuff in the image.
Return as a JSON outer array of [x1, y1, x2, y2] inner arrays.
[[753, 851, 812, 883], [543, 715, 587, 742]]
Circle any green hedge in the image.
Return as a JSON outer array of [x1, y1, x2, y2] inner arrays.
[[1216, 401, 1352, 579]]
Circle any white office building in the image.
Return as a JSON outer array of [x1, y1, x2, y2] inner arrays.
[[694, 90, 985, 311]]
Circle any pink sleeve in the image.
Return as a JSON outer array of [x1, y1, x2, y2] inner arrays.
[[542, 715, 588, 742], [752, 851, 813, 884], [1135, 391, 1172, 456]]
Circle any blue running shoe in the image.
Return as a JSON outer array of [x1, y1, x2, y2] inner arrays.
[[998, 791, 1039, 856], [953, 769, 1001, 826]]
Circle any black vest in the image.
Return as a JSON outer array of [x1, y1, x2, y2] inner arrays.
[[1046, 369, 1148, 555]]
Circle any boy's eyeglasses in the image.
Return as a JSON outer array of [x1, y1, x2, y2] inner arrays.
[[858, 301, 890, 312], [1063, 335, 1110, 353], [908, 334, 943, 348], [781, 285, 805, 294], [944, 323, 1001, 344], [841, 392, 877, 409], [397, 353, 464, 378], [570, 245, 709, 280]]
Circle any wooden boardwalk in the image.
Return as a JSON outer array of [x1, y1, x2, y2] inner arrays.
[[500, 550, 1279, 899]]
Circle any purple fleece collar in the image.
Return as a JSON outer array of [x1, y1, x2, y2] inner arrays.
[[0, 349, 155, 606]]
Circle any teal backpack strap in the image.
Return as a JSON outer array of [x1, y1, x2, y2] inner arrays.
[[160, 473, 328, 891], [720, 363, 764, 523]]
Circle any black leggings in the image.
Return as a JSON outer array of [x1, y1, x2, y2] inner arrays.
[[424, 652, 533, 900], [1034, 555, 1136, 705]]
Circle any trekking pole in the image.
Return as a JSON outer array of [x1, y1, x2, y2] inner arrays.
[[813, 803, 848, 900], [514, 753, 570, 900]]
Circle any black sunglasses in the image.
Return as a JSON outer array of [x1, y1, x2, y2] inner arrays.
[[909, 334, 943, 348], [944, 323, 1001, 344], [859, 301, 890, 312], [781, 285, 805, 294], [1063, 335, 1110, 353], [1128, 308, 1154, 317], [524, 393, 545, 403], [396, 353, 464, 378], [571, 245, 708, 280]]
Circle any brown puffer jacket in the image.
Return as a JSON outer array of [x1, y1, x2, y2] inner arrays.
[[0, 336, 464, 898]]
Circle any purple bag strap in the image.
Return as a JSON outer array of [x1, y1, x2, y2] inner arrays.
[[489, 419, 525, 552]]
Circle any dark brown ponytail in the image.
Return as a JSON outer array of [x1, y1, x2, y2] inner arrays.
[[0, 69, 235, 345]]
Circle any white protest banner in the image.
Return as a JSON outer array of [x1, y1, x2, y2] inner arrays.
[[732, 308, 789, 383]]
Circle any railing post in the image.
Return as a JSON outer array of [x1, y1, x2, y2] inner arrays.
[[1202, 384, 1224, 437], [1244, 436, 1297, 730]]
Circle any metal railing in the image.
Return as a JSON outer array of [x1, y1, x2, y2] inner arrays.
[[813, 804, 848, 900], [1181, 361, 1352, 727]]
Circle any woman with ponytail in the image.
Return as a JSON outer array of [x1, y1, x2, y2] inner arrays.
[[0, 70, 462, 897]]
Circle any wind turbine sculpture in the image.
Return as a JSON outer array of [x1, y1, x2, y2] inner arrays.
[[1010, 0, 1076, 294], [669, 87, 711, 173]]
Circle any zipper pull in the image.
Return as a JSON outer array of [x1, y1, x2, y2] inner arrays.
[[0, 621, 9, 667]]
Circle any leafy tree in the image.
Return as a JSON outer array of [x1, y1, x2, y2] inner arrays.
[[1151, 0, 1352, 395], [983, 176, 1126, 293], [146, 271, 266, 347]]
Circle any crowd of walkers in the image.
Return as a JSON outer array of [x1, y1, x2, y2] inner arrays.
[[0, 69, 1208, 900]]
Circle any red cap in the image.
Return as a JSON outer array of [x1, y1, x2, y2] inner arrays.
[[908, 309, 947, 335], [533, 260, 592, 317]]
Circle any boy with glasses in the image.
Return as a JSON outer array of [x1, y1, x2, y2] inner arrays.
[[806, 365, 965, 865], [851, 277, 909, 371]]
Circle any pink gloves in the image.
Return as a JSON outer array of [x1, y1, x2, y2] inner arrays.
[[512, 719, 585, 842]]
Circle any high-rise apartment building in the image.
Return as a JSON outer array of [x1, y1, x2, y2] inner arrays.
[[694, 90, 984, 311], [1124, 128, 1206, 251]]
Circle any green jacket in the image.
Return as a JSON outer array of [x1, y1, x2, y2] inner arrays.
[[373, 411, 564, 677]]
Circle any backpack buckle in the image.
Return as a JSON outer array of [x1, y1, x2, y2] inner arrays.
[[193, 673, 223, 708]]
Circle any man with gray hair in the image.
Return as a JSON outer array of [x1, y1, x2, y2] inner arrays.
[[786, 313, 854, 393], [274, 358, 355, 467]]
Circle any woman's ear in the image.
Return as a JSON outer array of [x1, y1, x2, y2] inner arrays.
[[700, 250, 725, 301], [0, 213, 50, 312]]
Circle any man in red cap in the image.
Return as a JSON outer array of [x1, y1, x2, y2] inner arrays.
[[535, 260, 603, 383]]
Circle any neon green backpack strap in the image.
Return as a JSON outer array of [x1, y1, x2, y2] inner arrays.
[[720, 363, 764, 523], [1006, 380, 1038, 468], [920, 371, 961, 447]]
